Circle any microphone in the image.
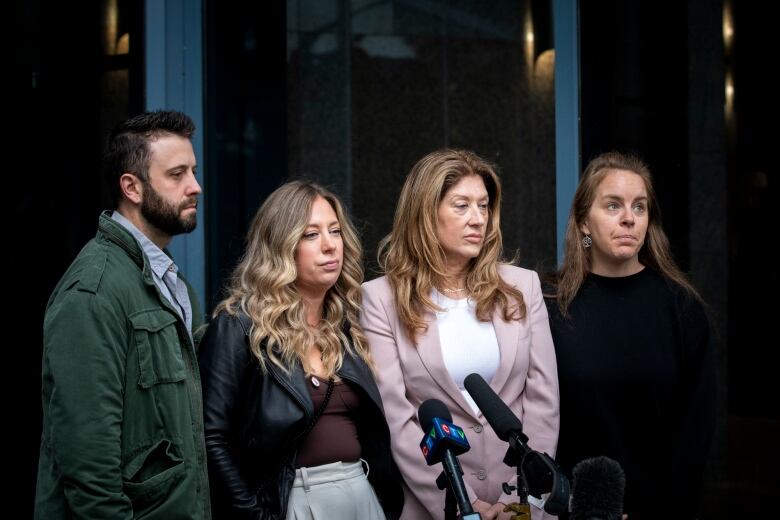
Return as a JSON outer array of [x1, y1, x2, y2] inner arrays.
[[464, 373, 570, 515], [463, 373, 530, 451], [418, 400, 471, 465], [418, 399, 480, 520], [570, 457, 625, 520]]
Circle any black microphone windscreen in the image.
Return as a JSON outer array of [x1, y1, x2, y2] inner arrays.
[[418, 398, 453, 433], [570, 456, 626, 520], [463, 373, 522, 441]]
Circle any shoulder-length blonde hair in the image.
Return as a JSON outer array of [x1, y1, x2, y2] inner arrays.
[[214, 180, 373, 376], [554, 151, 702, 316], [378, 149, 526, 344]]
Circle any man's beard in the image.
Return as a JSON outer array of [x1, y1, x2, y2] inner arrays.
[[140, 181, 197, 237]]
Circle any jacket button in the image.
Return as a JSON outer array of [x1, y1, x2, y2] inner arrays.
[[473, 424, 483, 433], [477, 469, 487, 480]]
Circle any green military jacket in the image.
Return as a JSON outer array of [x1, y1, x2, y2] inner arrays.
[[35, 211, 211, 519]]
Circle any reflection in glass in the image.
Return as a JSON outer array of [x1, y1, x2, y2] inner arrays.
[[287, 0, 557, 268], [102, 0, 130, 55]]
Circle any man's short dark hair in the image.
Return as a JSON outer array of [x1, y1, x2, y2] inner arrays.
[[103, 110, 196, 207]]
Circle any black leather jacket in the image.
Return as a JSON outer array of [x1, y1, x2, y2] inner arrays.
[[198, 310, 404, 520]]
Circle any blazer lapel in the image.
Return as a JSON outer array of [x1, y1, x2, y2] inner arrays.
[[489, 307, 520, 393], [417, 309, 481, 420]]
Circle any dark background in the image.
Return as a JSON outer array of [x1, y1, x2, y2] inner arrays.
[[10, 0, 777, 516]]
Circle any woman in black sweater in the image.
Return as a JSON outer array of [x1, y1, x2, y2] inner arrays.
[[545, 152, 717, 519]]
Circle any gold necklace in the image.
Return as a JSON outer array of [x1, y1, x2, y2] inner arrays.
[[441, 286, 466, 293]]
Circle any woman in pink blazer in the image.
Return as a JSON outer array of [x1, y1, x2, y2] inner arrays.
[[360, 149, 560, 520]]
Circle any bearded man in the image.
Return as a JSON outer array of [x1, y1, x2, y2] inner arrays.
[[35, 110, 211, 519]]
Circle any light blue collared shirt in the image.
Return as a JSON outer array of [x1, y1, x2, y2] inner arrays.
[[111, 211, 193, 341]]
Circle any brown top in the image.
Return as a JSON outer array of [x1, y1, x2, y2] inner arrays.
[[295, 376, 363, 468]]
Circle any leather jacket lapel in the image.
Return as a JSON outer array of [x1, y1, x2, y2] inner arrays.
[[266, 360, 313, 418]]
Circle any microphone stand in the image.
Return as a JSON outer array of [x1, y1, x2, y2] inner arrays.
[[436, 472, 459, 520], [436, 456, 482, 520], [502, 447, 532, 517], [501, 435, 571, 516]]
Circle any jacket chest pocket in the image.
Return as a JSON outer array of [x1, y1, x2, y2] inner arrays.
[[130, 309, 187, 388]]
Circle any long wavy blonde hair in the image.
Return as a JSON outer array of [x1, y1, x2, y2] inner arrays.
[[214, 181, 373, 376], [553, 151, 702, 316], [378, 149, 526, 344]]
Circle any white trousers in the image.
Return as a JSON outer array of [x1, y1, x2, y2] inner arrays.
[[285, 460, 385, 520]]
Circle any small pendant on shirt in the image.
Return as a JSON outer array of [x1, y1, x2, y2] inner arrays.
[[311, 376, 320, 387]]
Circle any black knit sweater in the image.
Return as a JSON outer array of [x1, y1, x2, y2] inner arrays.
[[545, 268, 717, 519]]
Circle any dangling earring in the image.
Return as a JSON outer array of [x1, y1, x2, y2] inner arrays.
[[582, 235, 592, 248]]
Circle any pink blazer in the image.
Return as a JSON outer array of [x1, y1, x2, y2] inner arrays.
[[360, 264, 559, 520]]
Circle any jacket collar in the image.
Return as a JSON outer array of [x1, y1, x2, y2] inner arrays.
[[236, 310, 382, 414], [264, 344, 383, 416], [97, 210, 183, 291], [97, 211, 153, 278]]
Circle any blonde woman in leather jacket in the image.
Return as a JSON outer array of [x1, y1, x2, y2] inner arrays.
[[198, 181, 403, 520]]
